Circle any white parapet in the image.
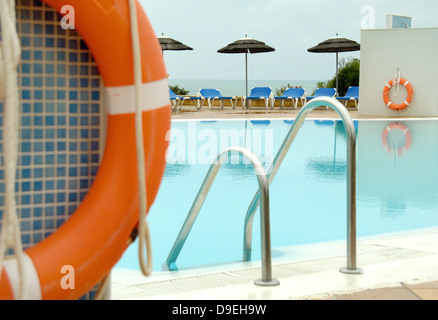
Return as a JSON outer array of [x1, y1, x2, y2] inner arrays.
[[359, 27, 438, 117]]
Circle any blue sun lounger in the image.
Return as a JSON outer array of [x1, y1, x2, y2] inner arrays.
[[243, 87, 272, 109], [337, 86, 359, 108], [169, 88, 204, 114], [272, 87, 306, 109], [304, 87, 337, 109], [198, 89, 237, 110]]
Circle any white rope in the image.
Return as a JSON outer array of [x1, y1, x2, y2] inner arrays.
[[391, 68, 401, 96], [0, 0, 27, 300], [128, 0, 153, 277]]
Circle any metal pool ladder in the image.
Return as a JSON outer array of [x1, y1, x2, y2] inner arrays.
[[244, 97, 363, 274], [165, 146, 280, 286], [166, 96, 362, 286]]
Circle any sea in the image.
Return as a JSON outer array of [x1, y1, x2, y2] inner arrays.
[[168, 79, 322, 97]]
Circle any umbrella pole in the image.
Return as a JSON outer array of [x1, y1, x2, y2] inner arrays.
[[336, 52, 339, 97], [245, 51, 248, 97]]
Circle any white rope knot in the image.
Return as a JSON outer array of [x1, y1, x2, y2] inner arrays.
[[392, 68, 401, 96], [0, 0, 27, 300]]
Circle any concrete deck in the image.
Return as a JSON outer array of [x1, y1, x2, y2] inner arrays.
[[112, 227, 438, 300]]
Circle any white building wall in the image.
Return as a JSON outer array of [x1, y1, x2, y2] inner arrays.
[[359, 28, 438, 117]]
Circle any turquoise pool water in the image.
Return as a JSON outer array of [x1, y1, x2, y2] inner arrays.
[[116, 118, 438, 272]]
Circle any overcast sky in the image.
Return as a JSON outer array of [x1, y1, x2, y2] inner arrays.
[[138, 0, 437, 82]]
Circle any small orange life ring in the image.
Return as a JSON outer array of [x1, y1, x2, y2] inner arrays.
[[0, 0, 171, 300], [383, 78, 414, 110], [381, 122, 412, 155]]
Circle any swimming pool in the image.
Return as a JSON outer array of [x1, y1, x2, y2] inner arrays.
[[115, 118, 438, 272]]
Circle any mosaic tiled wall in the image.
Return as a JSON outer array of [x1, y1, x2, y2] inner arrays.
[[0, 0, 106, 299]]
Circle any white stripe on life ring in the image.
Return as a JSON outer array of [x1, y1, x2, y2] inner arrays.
[[3, 254, 42, 300], [105, 78, 170, 115]]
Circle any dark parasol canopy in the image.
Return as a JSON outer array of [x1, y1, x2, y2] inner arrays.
[[307, 34, 360, 96], [218, 35, 275, 96], [158, 33, 193, 55]]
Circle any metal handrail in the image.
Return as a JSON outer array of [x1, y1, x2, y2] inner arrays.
[[165, 146, 280, 286], [242, 97, 363, 274]]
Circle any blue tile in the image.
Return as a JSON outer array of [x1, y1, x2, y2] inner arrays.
[[69, 65, 78, 75], [45, 193, 54, 203], [45, 64, 55, 74], [57, 142, 66, 151], [22, 77, 31, 86], [57, 128, 66, 139], [45, 154, 55, 165], [46, 102, 55, 112], [33, 37, 43, 47], [45, 180, 54, 190], [33, 194, 43, 204], [68, 193, 77, 202], [45, 37, 54, 48], [56, 192, 65, 202], [80, 167, 89, 176], [34, 155, 43, 165], [34, 142, 43, 152], [57, 167, 66, 177], [34, 181, 43, 191], [33, 168, 43, 178], [34, 102, 43, 112], [21, 220, 31, 231], [34, 129, 43, 139], [45, 219, 54, 229], [34, 90, 43, 99], [57, 77, 66, 87], [45, 142, 54, 152], [22, 155, 32, 165], [22, 50, 31, 60], [69, 142, 77, 151], [34, 116, 43, 126], [33, 220, 42, 230], [21, 36, 31, 47], [45, 51, 55, 61], [22, 182, 31, 192], [46, 77, 55, 87], [21, 142, 31, 152], [45, 167, 54, 178], [45, 24, 55, 35], [21, 168, 31, 179], [69, 91, 78, 100], [44, 206, 54, 216], [21, 129, 31, 139], [21, 22, 31, 34], [80, 79, 89, 88], [57, 116, 66, 125], [34, 50, 43, 60], [57, 154, 66, 164], [46, 116, 55, 126], [46, 128, 55, 138], [21, 208, 31, 218], [68, 167, 78, 177]]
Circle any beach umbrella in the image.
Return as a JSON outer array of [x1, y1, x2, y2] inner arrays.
[[307, 34, 360, 96], [218, 35, 275, 97], [158, 33, 193, 55]]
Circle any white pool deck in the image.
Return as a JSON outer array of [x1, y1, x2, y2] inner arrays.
[[111, 107, 438, 300], [111, 227, 438, 300]]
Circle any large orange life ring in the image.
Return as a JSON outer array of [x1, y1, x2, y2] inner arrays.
[[0, 0, 171, 300], [382, 78, 414, 111], [381, 122, 412, 155]]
